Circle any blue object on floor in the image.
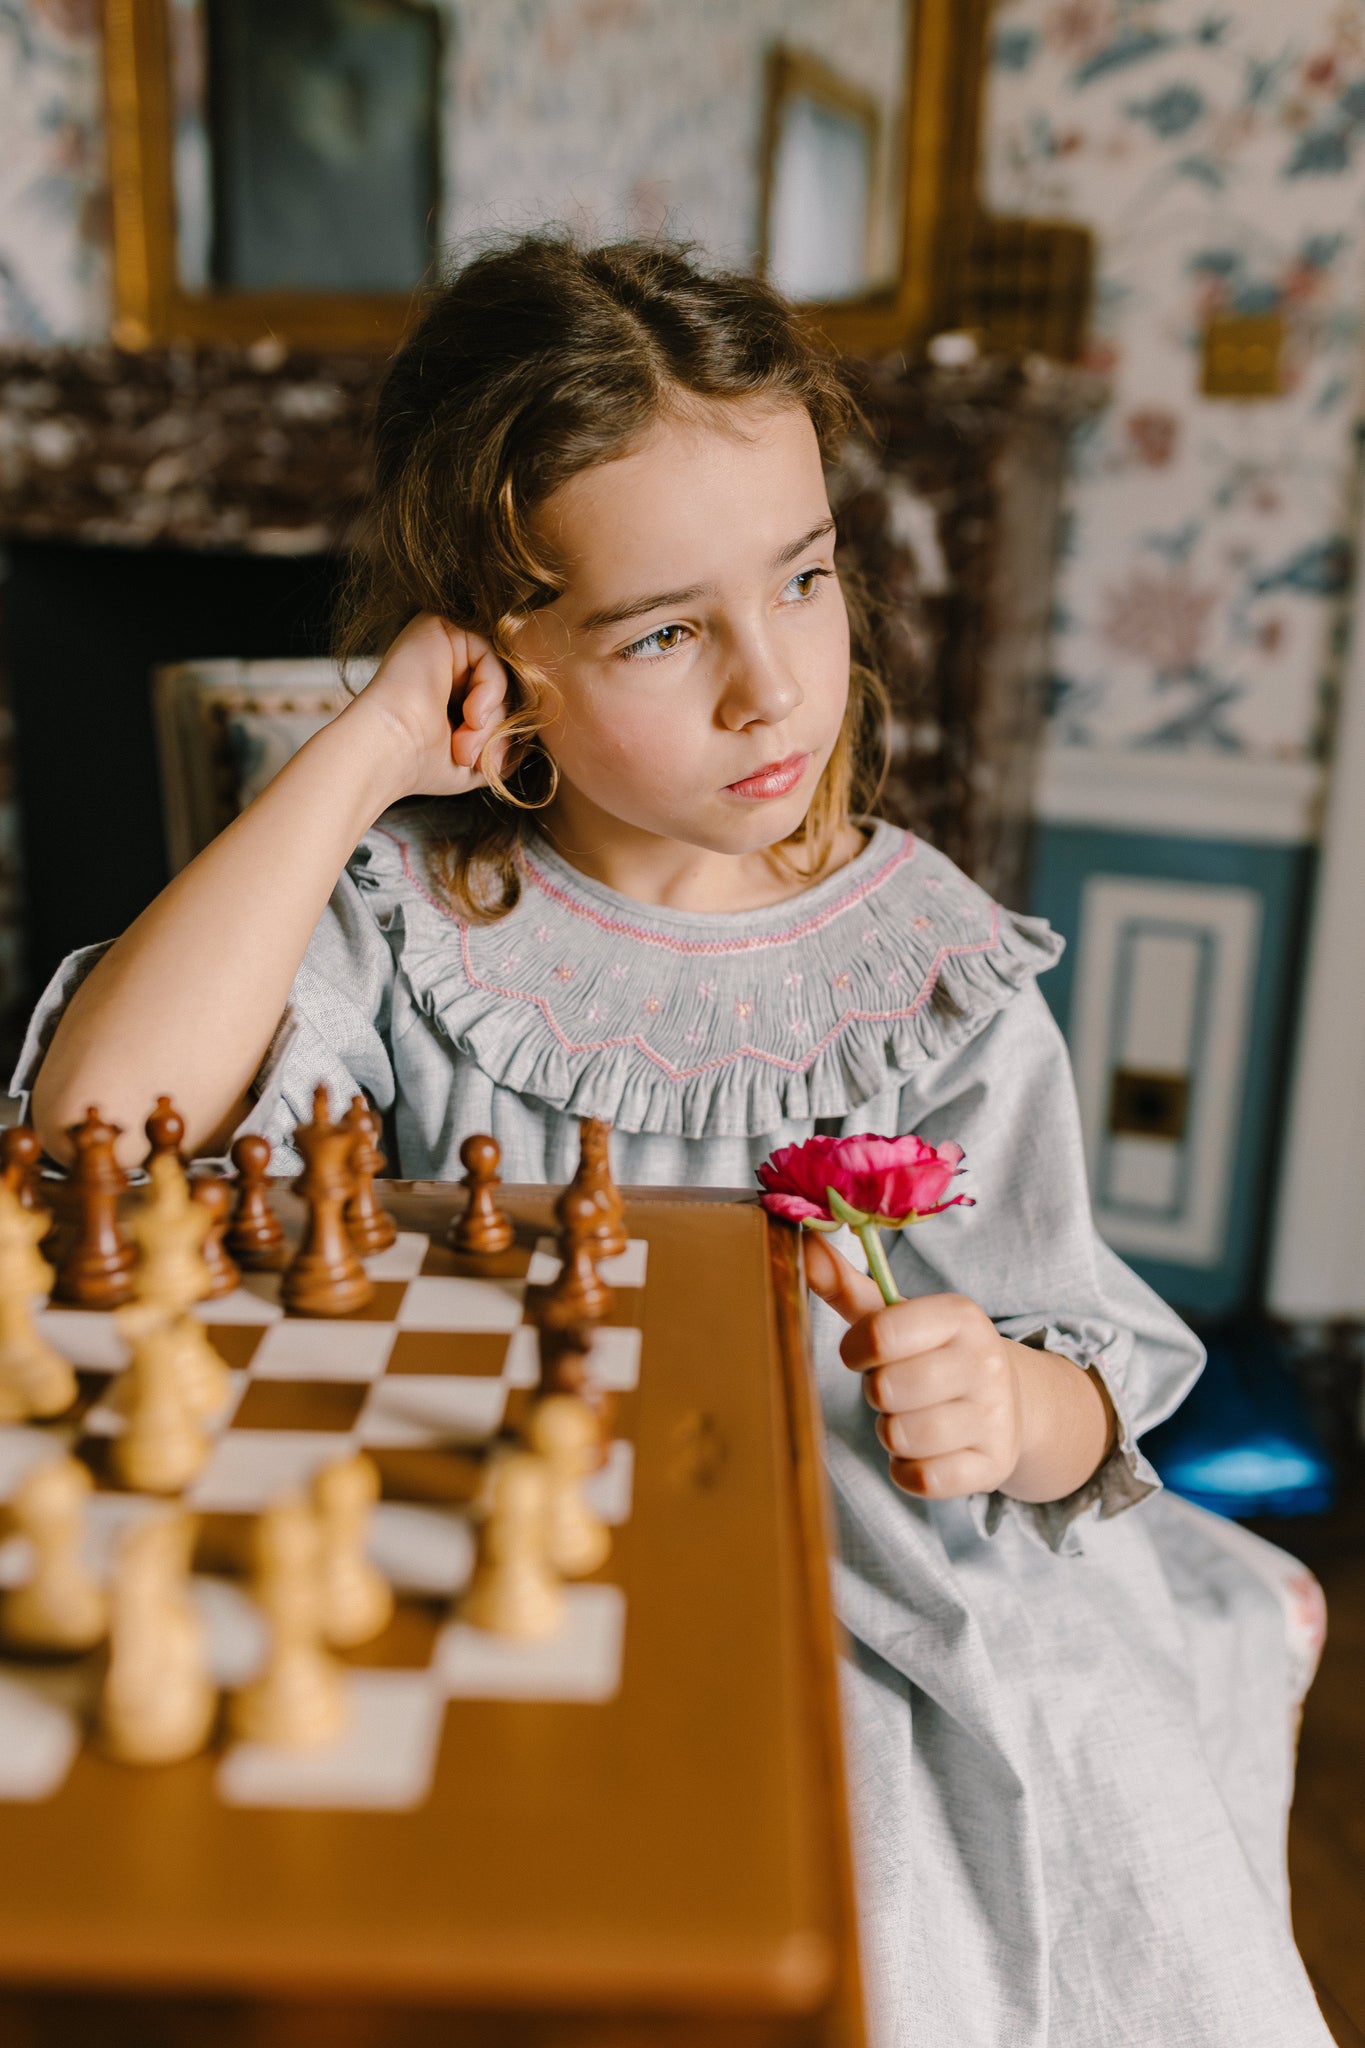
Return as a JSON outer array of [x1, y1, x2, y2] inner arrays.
[[1141, 1325, 1335, 1520]]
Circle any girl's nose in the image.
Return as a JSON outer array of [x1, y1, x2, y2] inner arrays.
[[717, 642, 804, 730]]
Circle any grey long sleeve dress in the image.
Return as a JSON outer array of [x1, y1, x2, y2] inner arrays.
[[16, 804, 1332, 2048]]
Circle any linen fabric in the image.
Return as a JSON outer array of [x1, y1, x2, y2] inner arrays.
[[14, 804, 1332, 2047]]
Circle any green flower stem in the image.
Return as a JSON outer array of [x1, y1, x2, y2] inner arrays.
[[856, 1222, 902, 1306]]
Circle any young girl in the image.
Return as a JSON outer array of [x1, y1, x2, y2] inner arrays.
[[20, 237, 1330, 2047]]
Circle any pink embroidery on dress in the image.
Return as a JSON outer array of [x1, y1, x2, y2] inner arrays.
[[522, 838, 920, 955], [734, 998, 754, 1019], [697, 979, 717, 1001], [783, 970, 804, 990], [609, 963, 627, 981], [372, 827, 1007, 1088], [832, 971, 852, 991], [642, 995, 662, 1015], [553, 964, 574, 983], [534, 924, 550, 943], [913, 916, 933, 931]]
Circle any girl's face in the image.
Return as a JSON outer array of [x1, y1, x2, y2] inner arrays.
[[516, 398, 850, 866]]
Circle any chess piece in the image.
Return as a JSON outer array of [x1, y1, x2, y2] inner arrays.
[[0, 1186, 77, 1421], [113, 1300, 210, 1495], [537, 1322, 616, 1457], [0, 1456, 107, 1653], [529, 1394, 611, 1578], [226, 1134, 288, 1271], [573, 1118, 626, 1260], [462, 1448, 564, 1640], [0, 1125, 44, 1212], [538, 1185, 610, 1331], [99, 1513, 216, 1765], [52, 1108, 135, 1308], [314, 1451, 393, 1648], [449, 1134, 514, 1256], [341, 1098, 397, 1256], [190, 1175, 241, 1299], [144, 1095, 186, 1170], [231, 1497, 348, 1749], [281, 1087, 374, 1317], [129, 1153, 230, 1418]]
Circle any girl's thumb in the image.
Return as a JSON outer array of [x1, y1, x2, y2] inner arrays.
[[802, 1232, 887, 1327]]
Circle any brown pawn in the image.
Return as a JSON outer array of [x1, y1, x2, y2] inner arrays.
[[449, 1134, 514, 1256], [538, 1321, 616, 1460], [341, 1098, 397, 1255], [281, 1086, 374, 1318], [144, 1095, 186, 1170], [0, 1126, 43, 1212], [53, 1109, 135, 1309], [538, 1185, 610, 1331], [190, 1175, 240, 1298], [226, 1134, 288, 1270], [573, 1117, 626, 1260]]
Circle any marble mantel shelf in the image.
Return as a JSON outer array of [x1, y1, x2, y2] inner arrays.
[[0, 344, 1105, 557]]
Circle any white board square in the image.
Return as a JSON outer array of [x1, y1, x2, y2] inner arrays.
[[35, 1309, 126, 1370], [363, 1232, 429, 1282], [437, 1584, 625, 1702], [217, 1671, 443, 1811], [368, 1502, 474, 1597], [0, 1428, 76, 1504], [197, 1288, 282, 1326], [249, 1321, 394, 1382], [0, 1676, 79, 1801], [355, 1376, 507, 1448], [584, 1440, 634, 1526], [502, 1325, 540, 1389], [396, 1276, 524, 1332], [186, 1430, 347, 1511], [527, 1236, 648, 1289], [585, 1327, 642, 1392]]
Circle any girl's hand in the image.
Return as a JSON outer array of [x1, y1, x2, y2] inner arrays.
[[344, 613, 514, 801], [804, 1234, 1024, 1499]]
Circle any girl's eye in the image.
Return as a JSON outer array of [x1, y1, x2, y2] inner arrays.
[[784, 566, 833, 601], [621, 621, 690, 662]]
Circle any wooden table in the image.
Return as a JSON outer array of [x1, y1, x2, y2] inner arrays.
[[0, 1185, 864, 2046]]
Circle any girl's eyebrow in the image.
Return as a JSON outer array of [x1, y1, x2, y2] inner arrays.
[[575, 517, 837, 633]]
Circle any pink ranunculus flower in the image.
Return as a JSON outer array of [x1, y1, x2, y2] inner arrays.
[[757, 1131, 974, 1305]]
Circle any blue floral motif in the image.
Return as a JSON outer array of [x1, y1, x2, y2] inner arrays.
[[1125, 84, 1206, 138]]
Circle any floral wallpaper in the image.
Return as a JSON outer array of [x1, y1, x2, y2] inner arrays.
[[986, 0, 1365, 760], [4, 0, 1365, 766]]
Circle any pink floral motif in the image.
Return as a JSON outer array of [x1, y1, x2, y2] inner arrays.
[[832, 971, 852, 992], [783, 970, 804, 990], [913, 916, 933, 931], [553, 964, 574, 983], [861, 927, 879, 945], [886, 967, 902, 988], [734, 998, 754, 1019], [534, 923, 551, 943], [587, 1003, 602, 1022], [642, 995, 661, 1014], [697, 979, 717, 1001], [610, 963, 627, 981]]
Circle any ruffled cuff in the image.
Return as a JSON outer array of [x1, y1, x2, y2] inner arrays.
[[970, 1324, 1161, 1557], [8, 940, 115, 1116]]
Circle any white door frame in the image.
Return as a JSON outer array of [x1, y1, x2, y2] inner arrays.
[[1267, 548, 1365, 1319]]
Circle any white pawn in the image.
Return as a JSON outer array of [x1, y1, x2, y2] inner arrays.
[[528, 1394, 611, 1579], [462, 1448, 564, 1640], [0, 1185, 76, 1421], [113, 1301, 209, 1495], [0, 1455, 107, 1653], [129, 1156, 230, 1419], [314, 1453, 392, 1649], [99, 1513, 216, 1765], [232, 1497, 348, 1750]]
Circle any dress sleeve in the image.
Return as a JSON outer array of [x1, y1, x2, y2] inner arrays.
[[8, 871, 397, 1177], [886, 979, 1205, 1555], [236, 868, 398, 1173]]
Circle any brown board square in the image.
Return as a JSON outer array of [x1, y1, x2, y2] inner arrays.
[[230, 1379, 367, 1433], [206, 1325, 266, 1372], [385, 1331, 510, 1378], [419, 1240, 533, 1281]]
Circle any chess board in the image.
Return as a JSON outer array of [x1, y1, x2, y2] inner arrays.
[[0, 1183, 863, 2047]]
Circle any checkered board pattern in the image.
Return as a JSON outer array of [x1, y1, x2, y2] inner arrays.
[[0, 1225, 647, 1816]]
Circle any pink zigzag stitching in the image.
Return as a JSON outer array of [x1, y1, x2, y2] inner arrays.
[[372, 827, 1003, 1086], [520, 839, 917, 953]]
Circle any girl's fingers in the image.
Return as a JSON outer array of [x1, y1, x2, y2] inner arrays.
[[888, 1448, 1002, 1501], [840, 1292, 974, 1371], [802, 1234, 887, 1325], [862, 1349, 964, 1415], [876, 1403, 975, 1463]]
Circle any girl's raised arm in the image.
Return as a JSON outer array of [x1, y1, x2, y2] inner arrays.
[[30, 618, 509, 1167]]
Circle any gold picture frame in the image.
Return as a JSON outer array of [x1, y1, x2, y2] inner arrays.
[[104, 0, 433, 351], [759, 48, 883, 309], [106, 0, 1091, 361]]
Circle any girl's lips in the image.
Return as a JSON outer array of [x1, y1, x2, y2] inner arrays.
[[724, 753, 810, 800]]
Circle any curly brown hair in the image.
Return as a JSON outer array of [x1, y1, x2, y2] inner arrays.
[[337, 233, 888, 919]]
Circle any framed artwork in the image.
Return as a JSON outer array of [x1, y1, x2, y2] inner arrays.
[[106, 0, 441, 350]]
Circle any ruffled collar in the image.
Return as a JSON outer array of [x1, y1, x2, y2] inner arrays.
[[349, 809, 1062, 1139]]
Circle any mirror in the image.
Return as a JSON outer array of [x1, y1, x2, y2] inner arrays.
[[106, 0, 1085, 360]]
